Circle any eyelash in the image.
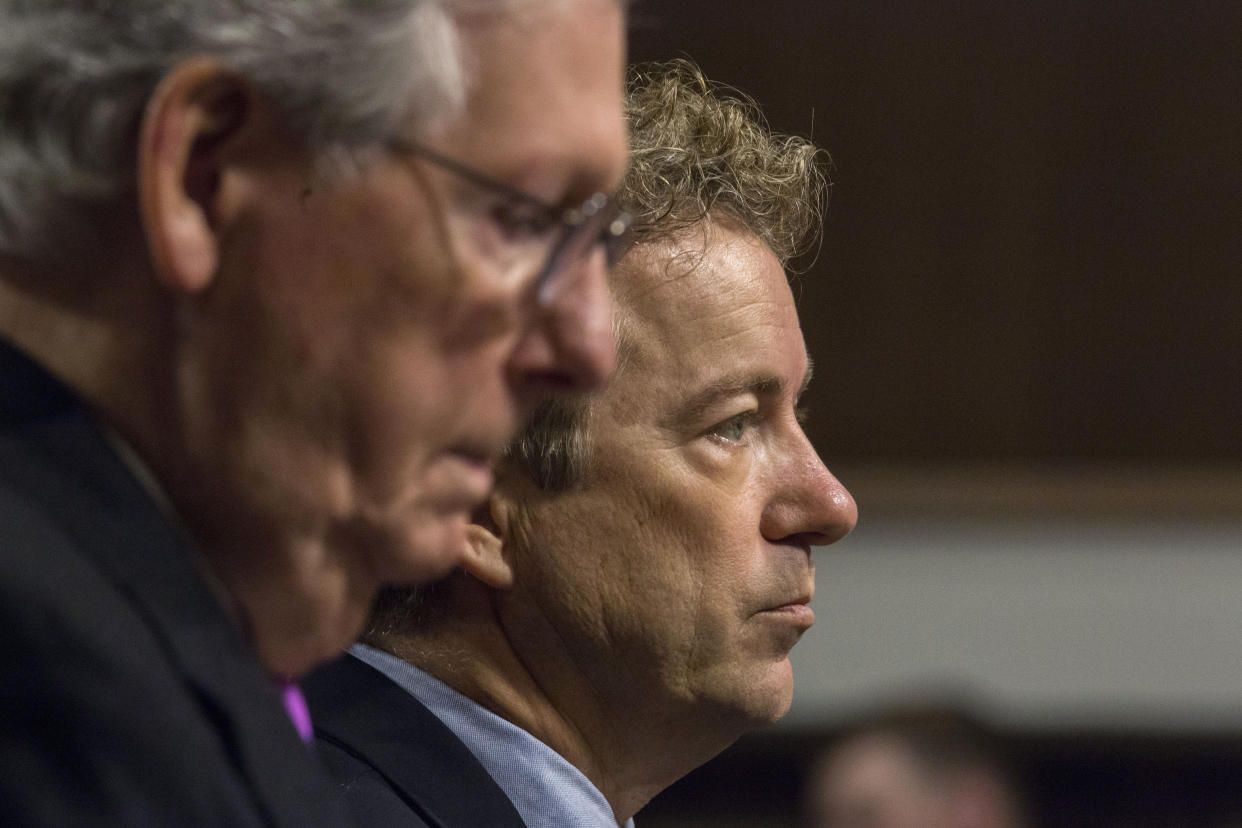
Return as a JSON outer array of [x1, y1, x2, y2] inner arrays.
[[706, 402, 811, 445], [707, 411, 759, 444], [491, 201, 555, 241]]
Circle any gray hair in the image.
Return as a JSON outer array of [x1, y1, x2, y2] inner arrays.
[[0, 0, 535, 261]]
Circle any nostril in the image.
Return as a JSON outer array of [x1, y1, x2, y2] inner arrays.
[[552, 326, 615, 393], [794, 531, 834, 552], [760, 479, 858, 550], [523, 370, 582, 398]]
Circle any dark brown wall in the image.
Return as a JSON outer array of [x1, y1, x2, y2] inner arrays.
[[629, 1, 1242, 465]]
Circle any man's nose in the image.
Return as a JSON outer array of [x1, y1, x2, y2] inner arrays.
[[507, 249, 616, 400], [760, 431, 858, 549]]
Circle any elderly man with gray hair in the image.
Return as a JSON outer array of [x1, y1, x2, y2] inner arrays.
[[0, 1, 629, 824], [306, 59, 858, 827]]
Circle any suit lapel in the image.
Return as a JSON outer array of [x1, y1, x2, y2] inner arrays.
[[306, 654, 528, 828]]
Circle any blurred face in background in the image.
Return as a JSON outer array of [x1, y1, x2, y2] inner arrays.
[[806, 732, 1023, 828]]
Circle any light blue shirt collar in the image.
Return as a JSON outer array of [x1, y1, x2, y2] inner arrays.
[[351, 644, 635, 828]]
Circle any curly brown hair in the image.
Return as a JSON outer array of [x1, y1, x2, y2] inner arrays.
[[621, 58, 830, 265]]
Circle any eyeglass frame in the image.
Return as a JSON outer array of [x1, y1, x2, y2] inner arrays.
[[385, 137, 634, 304]]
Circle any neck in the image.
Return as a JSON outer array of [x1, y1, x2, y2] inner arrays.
[[379, 579, 744, 823], [205, 525, 377, 677], [0, 253, 162, 419]]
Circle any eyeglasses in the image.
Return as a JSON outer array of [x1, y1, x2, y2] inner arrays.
[[386, 138, 633, 305]]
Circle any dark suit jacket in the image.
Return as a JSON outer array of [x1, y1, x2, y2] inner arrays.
[[0, 338, 352, 827], [305, 653, 527, 828]]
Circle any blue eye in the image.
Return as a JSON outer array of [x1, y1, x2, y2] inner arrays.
[[708, 413, 754, 443]]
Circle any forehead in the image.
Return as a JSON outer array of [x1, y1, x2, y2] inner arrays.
[[606, 221, 807, 412], [430, 0, 627, 195]]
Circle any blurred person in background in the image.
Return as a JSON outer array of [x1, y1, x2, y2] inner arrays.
[[804, 707, 1028, 828], [0, 0, 627, 823], [305, 58, 857, 827]]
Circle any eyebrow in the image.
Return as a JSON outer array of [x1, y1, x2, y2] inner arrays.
[[665, 358, 815, 430]]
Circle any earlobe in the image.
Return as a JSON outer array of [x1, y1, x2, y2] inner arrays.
[[138, 58, 248, 294]]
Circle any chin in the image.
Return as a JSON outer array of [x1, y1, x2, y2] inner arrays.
[[254, 597, 371, 679], [744, 688, 795, 726], [747, 660, 797, 723], [703, 664, 795, 729]]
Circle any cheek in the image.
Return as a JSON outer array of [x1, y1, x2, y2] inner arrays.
[[582, 446, 757, 585], [517, 486, 671, 615], [273, 172, 462, 329], [345, 332, 444, 428], [683, 442, 755, 498], [226, 180, 471, 396], [638, 458, 757, 574], [588, 488, 721, 619]]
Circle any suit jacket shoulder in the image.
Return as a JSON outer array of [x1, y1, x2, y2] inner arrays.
[[305, 653, 527, 828], [0, 339, 351, 827]]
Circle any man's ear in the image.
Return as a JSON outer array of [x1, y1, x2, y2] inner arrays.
[[137, 58, 252, 293], [460, 494, 516, 590]]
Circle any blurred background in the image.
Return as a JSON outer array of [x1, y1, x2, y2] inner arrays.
[[628, 1, 1242, 826]]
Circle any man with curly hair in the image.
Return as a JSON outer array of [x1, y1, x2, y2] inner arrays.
[[305, 59, 858, 827]]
